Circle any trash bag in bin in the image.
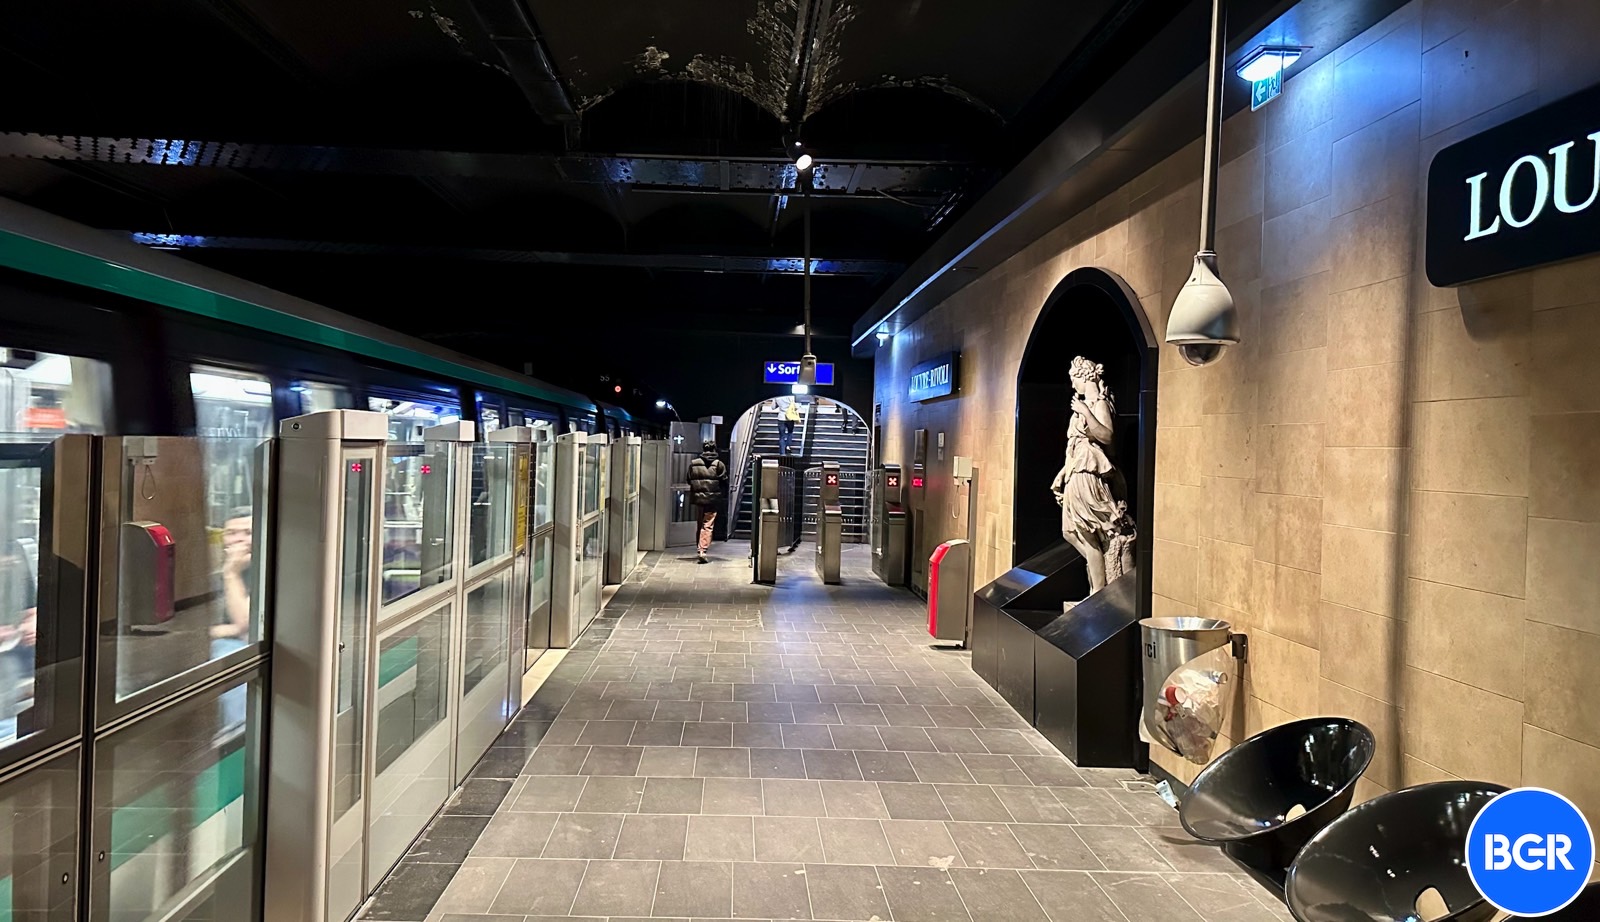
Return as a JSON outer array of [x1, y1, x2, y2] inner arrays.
[[1139, 644, 1237, 764]]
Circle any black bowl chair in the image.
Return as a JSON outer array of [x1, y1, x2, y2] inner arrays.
[[1285, 780, 1508, 922], [1515, 882, 1600, 919], [1179, 717, 1375, 878]]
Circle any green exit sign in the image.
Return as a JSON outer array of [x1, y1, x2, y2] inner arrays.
[[1252, 70, 1282, 110]]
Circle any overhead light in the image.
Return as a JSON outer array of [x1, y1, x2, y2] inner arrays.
[[876, 331, 890, 345], [655, 399, 668, 408], [613, 385, 622, 394], [789, 139, 813, 172], [1236, 46, 1304, 83], [791, 383, 810, 395]]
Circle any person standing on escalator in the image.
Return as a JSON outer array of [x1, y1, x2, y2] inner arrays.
[[687, 440, 727, 564]]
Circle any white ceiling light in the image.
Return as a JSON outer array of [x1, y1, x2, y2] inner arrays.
[[1236, 46, 1304, 83]]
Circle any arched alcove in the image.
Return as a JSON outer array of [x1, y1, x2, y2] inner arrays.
[[1012, 267, 1156, 588]]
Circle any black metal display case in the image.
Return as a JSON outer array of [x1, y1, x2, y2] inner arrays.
[[972, 542, 1144, 768]]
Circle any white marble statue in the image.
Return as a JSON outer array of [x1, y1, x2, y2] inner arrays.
[[1051, 356, 1136, 596]]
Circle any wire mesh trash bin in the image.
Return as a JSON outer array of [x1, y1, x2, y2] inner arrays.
[[1138, 617, 1242, 764]]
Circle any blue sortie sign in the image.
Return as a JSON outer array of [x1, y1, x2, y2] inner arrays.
[[763, 361, 835, 385]]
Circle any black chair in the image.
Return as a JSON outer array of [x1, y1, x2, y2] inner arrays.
[[1179, 717, 1375, 880], [1514, 882, 1600, 919], [1285, 780, 1507, 922]]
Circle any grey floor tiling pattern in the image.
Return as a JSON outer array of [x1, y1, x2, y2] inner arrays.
[[367, 544, 1292, 922]]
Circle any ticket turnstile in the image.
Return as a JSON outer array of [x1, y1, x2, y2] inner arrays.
[[815, 461, 842, 585], [908, 429, 930, 598], [640, 438, 671, 551], [607, 435, 642, 583], [871, 463, 908, 586], [752, 457, 779, 584]]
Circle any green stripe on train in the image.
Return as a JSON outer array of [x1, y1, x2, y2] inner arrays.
[[102, 640, 420, 874], [109, 747, 245, 871], [0, 230, 598, 415], [380, 636, 420, 686]]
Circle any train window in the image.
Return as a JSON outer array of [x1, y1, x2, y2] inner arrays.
[[0, 348, 111, 434], [368, 395, 460, 444], [294, 381, 350, 415], [475, 392, 504, 435], [190, 367, 274, 440]]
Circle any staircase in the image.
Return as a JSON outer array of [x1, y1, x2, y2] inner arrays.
[[732, 401, 870, 542]]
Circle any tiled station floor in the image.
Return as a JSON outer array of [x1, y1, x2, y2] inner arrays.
[[369, 545, 1292, 922]]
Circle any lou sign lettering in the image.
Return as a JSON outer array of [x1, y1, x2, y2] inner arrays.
[[908, 352, 958, 402], [1427, 81, 1600, 287]]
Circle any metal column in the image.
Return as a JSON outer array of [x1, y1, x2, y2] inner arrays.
[[752, 457, 779, 585], [815, 460, 842, 585]]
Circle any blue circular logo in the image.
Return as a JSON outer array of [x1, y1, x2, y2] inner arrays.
[[1466, 788, 1594, 917]]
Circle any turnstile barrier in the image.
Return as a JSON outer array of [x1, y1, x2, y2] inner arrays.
[[870, 464, 908, 587], [752, 457, 779, 584], [815, 461, 842, 585]]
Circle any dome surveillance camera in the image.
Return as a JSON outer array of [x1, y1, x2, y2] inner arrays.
[[1165, 251, 1238, 367]]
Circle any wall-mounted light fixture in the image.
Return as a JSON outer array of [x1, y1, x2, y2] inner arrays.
[[1166, 0, 1241, 366], [1235, 45, 1304, 82], [876, 326, 891, 345]]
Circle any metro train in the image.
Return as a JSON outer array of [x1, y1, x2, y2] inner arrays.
[[0, 196, 656, 447], [0, 197, 662, 921]]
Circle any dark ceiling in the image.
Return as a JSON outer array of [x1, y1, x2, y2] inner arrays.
[[0, 0, 1191, 409]]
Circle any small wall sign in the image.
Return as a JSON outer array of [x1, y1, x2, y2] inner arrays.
[[908, 352, 959, 402], [1427, 81, 1600, 287]]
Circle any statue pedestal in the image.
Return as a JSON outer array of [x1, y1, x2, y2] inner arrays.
[[972, 543, 1145, 769]]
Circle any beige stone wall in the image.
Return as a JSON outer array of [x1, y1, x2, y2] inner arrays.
[[875, 0, 1600, 808]]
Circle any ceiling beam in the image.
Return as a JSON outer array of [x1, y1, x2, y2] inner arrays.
[[0, 133, 977, 194], [126, 232, 902, 277], [459, 0, 581, 145]]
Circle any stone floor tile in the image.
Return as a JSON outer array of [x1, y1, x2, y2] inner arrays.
[[541, 812, 624, 858], [686, 814, 755, 862], [804, 863, 890, 921], [615, 813, 689, 860], [732, 862, 813, 920], [754, 816, 824, 862], [486, 858, 587, 915], [877, 866, 972, 921], [569, 859, 662, 917]]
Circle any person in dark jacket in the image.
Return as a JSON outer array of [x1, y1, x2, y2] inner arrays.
[[687, 440, 728, 563]]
